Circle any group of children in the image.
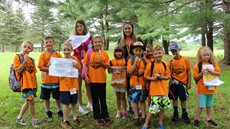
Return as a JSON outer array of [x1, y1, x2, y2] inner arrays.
[[13, 35, 221, 129]]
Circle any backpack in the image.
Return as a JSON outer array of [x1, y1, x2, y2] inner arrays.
[[9, 54, 35, 92], [130, 55, 147, 67], [9, 54, 24, 92]]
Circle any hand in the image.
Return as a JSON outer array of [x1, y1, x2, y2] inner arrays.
[[138, 70, 144, 75], [85, 76, 90, 83], [186, 83, 191, 90], [152, 76, 158, 80], [72, 61, 78, 68], [23, 54, 29, 63], [134, 56, 139, 63], [47, 62, 51, 67]]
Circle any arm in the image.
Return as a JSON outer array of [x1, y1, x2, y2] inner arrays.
[[128, 57, 139, 75], [186, 68, 191, 90], [16, 54, 29, 73], [194, 69, 204, 82]]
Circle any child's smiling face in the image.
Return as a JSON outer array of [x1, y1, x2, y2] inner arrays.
[[44, 38, 55, 51], [21, 42, 33, 55], [62, 45, 72, 58], [93, 38, 103, 51], [154, 49, 163, 62]]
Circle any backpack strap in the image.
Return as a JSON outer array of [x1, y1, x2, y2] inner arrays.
[[198, 61, 202, 73], [150, 61, 166, 77]]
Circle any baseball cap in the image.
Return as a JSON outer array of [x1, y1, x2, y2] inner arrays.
[[170, 43, 180, 50], [133, 41, 145, 50]]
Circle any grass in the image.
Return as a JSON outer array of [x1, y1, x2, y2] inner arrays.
[[0, 50, 229, 129]]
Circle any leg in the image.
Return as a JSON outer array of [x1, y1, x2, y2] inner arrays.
[[29, 99, 36, 119], [158, 109, 165, 125], [71, 104, 77, 120], [63, 104, 69, 121], [17, 101, 29, 119], [133, 102, 139, 119], [143, 112, 152, 128], [206, 107, 211, 120], [78, 76, 83, 106], [120, 92, 127, 113], [85, 81, 92, 104], [90, 83, 101, 119], [140, 101, 146, 119], [115, 92, 121, 111], [98, 83, 109, 119]]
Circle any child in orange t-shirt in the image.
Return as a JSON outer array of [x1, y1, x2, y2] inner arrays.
[[38, 36, 63, 121], [144, 45, 154, 65], [108, 45, 128, 119], [83, 36, 110, 125], [167, 43, 191, 124], [142, 45, 171, 129], [14, 41, 38, 127], [59, 42, 84, 128], [127, 41, 147, 126], [193, 46, 221, 128]]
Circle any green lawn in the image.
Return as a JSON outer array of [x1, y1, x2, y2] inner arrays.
[[0, 50, 229, 129]]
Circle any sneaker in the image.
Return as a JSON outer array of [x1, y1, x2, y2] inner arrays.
[[141, 117, 146, 124], [87, 103, 93, 111], [94, 119, 104, 125], [46, 111, 53, 121], [158, 124, 164, 129], [133, 118, 141, 126], [103, 117, 111, 124], [57, 110, 63, 118], [116, 111, 122, 118], [127, 107, 134, 115], [205, 119, 218, 127], [122, 112, 128, 119], [61, 120, 72, 129], [182, 112, 191, 124], [142, 126, 148, 129], [171, 112, 179, 122], [73, 118, 84, 127], [31, 119, 39, 127], [79, 106, 89, 115], [16, 117, 27, 125], [193, 119, 200, 128]]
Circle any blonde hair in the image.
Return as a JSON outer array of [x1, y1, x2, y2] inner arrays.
[[62, 41, 73, 49], [196, 46, 216, 64], [21, 41, 33, 48], [153, 44, 163, 52], [120, 22, 137, 46], [92, 35, 103, 44]]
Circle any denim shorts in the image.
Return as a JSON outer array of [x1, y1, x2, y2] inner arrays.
[[113, 87, 127, 93], [128, 86, 147, 103]]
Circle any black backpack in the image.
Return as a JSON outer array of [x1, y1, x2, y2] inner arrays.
[[150, 61, 166, 77]]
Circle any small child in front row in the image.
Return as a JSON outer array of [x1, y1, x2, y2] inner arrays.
[[193, 46, 221, 128], [59, 42, 84, 129], [142, 45, 171, 129], [127, 41, 147, 126], [108, 45, 128, 119], [15, 41, 38, 127], [83, 36, 110, 125]]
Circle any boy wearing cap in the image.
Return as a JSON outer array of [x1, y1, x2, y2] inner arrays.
[[167, 43, 191, 124], [127, 41, 147, 126]]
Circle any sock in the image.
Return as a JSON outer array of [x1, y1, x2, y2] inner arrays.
[[57, 106, 62, 112], [46, 107, 50, 112], [182, 108, 186, 113], [173, 106, 178, 112]]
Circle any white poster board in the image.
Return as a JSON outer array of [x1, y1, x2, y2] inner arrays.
[[49, 57, 78, 78], [202, 64, 224, 89]]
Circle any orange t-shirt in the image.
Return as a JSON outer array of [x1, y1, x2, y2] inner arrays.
[[145, 57, 155, 65], [83, 50, 110, 83], [193, 61, 221, 94], [167, 56, 190, 84], [127, 58, 146, 90], [144, 62, 171, 96], [110, 58, 127, 88], [38, 51, 62, 84], [59, 56, 81, 91], [13, 54, 37, 91]]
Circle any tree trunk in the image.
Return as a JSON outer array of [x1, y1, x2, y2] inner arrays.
[[201, 26, 206, 46], [206, 21, 213, 51], [162, 39, 169, 55], [223, 0, 230, 64], [1, 44, 4, 52], [105, 19, 109, 50]]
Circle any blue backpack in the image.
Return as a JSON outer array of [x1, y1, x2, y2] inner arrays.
[[9, 54, 24, 92]]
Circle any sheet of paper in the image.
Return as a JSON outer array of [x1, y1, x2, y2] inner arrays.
[[49, 57, 78, 78], [202, 64, 224, 86], [69, 32, 90, 49]]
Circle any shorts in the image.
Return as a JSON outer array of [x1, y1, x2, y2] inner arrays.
[[60, 91, 78, 105], [149, 96, 171, 114], [198, 94, 214, 108], [128, 86, 147, 103], [22, 89, 36, 101], [113, 87, 127, 93], [168, 83, 187, 101], [40, 84, 60, 100]]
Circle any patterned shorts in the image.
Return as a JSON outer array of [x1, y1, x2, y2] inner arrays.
[[149, 95, 171, 114]]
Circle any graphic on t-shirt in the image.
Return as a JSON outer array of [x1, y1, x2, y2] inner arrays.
[[172, 64, 185, 75]]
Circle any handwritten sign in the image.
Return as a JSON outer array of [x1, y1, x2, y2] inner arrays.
[[49, 57, 78, 78]]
